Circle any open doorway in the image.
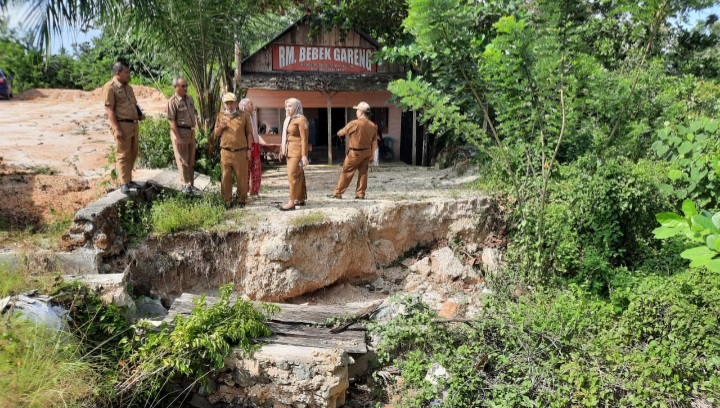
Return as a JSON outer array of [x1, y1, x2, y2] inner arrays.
[[311, 107, 347, 164]]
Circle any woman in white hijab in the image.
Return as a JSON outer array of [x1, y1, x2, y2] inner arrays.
[[279, 98, 309, 211], [238, 98, 262, 197]]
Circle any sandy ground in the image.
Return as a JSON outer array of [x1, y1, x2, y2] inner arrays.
[[0, 86, 168, 229]]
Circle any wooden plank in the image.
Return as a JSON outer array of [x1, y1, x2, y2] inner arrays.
[[263, 322, 367, 354], [165, 293, 364, 325]]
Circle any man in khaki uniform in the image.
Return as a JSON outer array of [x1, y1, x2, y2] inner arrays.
[[167, 76, 198, 195], [212, 93, 253, 209], [329, 102, 378, 199], [103, 61, 144, 194]]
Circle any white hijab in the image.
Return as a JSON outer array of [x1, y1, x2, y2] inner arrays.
[[281, 98, 304, 155], [238, 98, 259, 143]]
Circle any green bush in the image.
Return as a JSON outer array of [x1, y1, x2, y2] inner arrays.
[[505, 156, 676, 288], [372, 269, 720, 407], [137, 116, 175, 169], [151, 193, 225, 234]]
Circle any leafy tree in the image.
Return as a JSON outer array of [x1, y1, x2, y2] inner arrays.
[[386, 0, 719, 279], [308, 0, 410, 45], [668, 14, 720, 79]]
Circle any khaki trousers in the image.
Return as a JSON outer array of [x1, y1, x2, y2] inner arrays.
[[286, 157, 307, 202], [171, 132, 196, 185], [221, 149, 248, 204], [114, 122, 139, 184], [333, 149, 372, 198]]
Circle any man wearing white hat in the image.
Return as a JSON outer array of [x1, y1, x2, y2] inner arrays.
[[212, 92, 254, 208], [329, 101, 378, 199]]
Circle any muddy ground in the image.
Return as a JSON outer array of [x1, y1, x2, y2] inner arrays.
[[0, 87, 167, 234]]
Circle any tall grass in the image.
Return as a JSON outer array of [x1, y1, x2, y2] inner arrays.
[[0, 261, 59, 298], [151, 193, 225, 234], [0, 318, 100, 407]]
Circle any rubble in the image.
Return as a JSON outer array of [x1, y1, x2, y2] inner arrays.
[[192, 344, 351, 408]]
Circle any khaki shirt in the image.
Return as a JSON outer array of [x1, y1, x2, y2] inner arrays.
[[103, 78, 139, 120], [216, 110, 253, 150], [286, 116, 309, 158], [167, 94, 197, 133], [339, 117, 378, 150]]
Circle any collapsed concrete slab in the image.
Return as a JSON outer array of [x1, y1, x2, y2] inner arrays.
[[117, 196, 500, 302]]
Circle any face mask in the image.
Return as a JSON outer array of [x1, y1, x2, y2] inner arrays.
[[225, 109, 237, 116]]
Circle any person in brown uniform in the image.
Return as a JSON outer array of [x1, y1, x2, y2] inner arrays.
[[278, 98, 309, 211], [103, 61, 144, 194], [329, 102, 378, 199], [212, 93, 253, 209], [167, 76, 198, 195]]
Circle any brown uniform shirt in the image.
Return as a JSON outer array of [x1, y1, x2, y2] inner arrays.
[[217, 110, 253, 150], [103, 78, 139, 120], [167, 94, 197, 132], [339, 117, 378, 149], [286, 116, 309, 158]]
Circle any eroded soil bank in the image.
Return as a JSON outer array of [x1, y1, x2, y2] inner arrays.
[[105, 165, 503, 303]]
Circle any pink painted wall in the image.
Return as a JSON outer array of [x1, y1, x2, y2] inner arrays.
[[247, 90, 404, 160]]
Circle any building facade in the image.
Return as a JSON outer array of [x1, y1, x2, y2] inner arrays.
[[242, 18, 426, 164]]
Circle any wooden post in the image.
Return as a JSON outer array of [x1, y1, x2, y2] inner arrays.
[[412, 110, 417, 165], [326, 93, 333, 165], [422, 128, 428, 167]]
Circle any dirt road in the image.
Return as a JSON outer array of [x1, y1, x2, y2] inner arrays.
[[0, 86, 168, 229]]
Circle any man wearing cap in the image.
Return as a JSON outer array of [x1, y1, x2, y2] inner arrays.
[[167, 76, 199, 195], [103, 61, 145, 194], [212, 93, 253, 209], [328, 102, 378, 199]]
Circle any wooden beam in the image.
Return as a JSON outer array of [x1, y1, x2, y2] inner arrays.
[[242, 73, 401, 92], [165, 293, 365, 325], [263, 322, 367, 354]]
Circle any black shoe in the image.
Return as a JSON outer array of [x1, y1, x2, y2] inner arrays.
[[128, 181, 142, 189], [355, 196, 365, 200], [236, 202, 246, 209], [279, 205, 296, 211], [327, 194, 342, 199], [224, 202, 233, 210], [120, 184, 130, 194], [295, 201, 306, 206]]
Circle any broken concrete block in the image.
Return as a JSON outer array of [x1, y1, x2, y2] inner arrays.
[[65, 273, 135, 308], [409, 256, 431, 276], [430, 247, 465, 281], [438, 300, 460, 319], [205, 344, 350, 408], [481, 247, 503, 275], [134, 296, 167, 319]]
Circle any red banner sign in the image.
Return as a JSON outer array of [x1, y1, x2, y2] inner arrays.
[[272, 44, 376, 73]]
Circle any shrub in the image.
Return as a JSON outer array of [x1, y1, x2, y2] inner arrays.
[[371, 269, 720, 407], [505, 156, 676, 287], [150, 193, 225, 234], [137, 116, 175, 169]]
